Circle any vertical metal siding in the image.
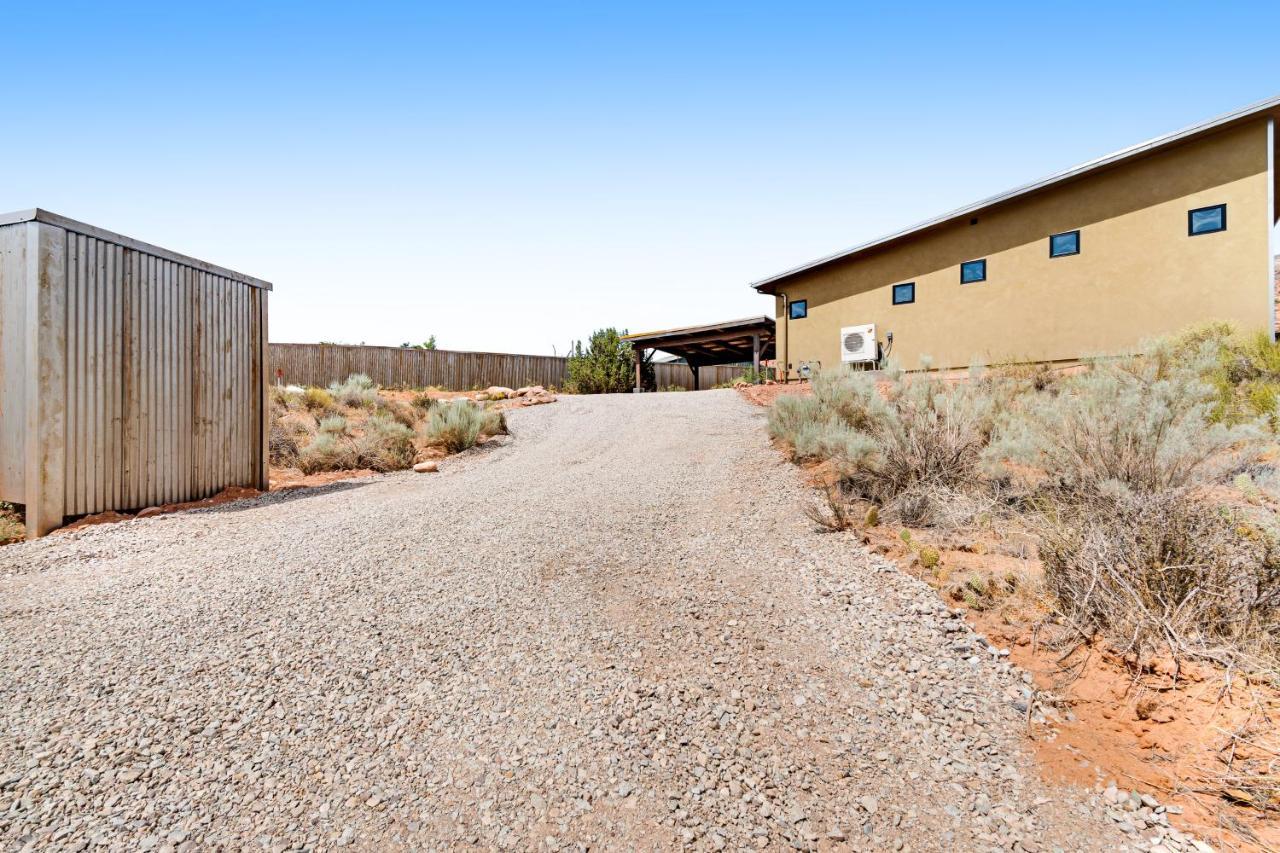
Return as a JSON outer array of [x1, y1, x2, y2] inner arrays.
[[57, 231, 266, 516], [0, 224, 28, 501]]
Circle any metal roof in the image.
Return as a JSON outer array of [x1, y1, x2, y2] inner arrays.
[[622, 315, 775, 343], [623, 315, 775, 366], [751, 94, 1280, 294], [0, 208, 272, 290]]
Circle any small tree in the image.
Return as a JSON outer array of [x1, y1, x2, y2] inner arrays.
[[400, 336, 437, 350], [564, 328, 652, 393]]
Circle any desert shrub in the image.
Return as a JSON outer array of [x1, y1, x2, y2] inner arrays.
[[377, 399, 419, 429], [1035, 487, 1280, 664], [769, 366, 1000, 525], [353, 414, 417, 472], [270, 385, 300, 410], [297, 432, 359, 474], [411, 391, 437, 411], [302, 387, 335, 412], [318, 414, 348, 435], [990, 341, 1261, 495], [564, 328, 650, 394], [1209, 329, 1280, 429], [426, 401, 504, 453], [327, 374, 379, 408], [803, 481, 859, 531], [991, 343, 1276, 663], [268, 422, 301, 467], [985, 359, 1060, 394], [766, 394, 825, 453], [659, 385, 687, 393]]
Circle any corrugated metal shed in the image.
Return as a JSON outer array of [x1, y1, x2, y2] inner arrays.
[[0, 209, 271, 538]]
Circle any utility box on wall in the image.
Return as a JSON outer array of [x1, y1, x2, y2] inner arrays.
[[0, 209, 271, 538]]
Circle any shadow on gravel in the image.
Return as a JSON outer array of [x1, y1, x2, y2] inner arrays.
[[189, 479, 377, 516]]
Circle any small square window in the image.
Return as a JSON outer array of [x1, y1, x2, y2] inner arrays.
[[788, 300, 808, 320], [1050, 230, 1080, 257], [1188, 204, 1226, 235], [960, 259, 987, 284], [892, 282, 915, 305]]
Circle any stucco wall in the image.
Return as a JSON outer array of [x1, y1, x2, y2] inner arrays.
[[772, 118, 1274, 372]]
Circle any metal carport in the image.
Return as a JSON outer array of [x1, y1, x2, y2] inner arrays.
[[622, 316, 776, 391]]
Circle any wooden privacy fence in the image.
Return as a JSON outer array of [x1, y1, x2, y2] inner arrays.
[[652, 363, 747, 390], [270, 343, 753, 392], [270, 343, 566, 390]]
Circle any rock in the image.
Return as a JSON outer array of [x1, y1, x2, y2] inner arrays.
[[859, 796, 878, 815], [136, 506, 164, 519], [413, 461, 439, 474], [484, 386, 515, 400], [516, 386, 545, 397]]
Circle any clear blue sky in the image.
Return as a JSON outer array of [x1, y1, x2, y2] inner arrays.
[[3, 2, 1278, 354]]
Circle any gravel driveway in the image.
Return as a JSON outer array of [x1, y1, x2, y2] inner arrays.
[[2, 391, 1125, 851]]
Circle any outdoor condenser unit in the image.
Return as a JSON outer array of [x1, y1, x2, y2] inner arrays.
[[840, 323, 877, 363]]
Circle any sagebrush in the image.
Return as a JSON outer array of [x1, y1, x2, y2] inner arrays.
[[425, 401, 505, 453]]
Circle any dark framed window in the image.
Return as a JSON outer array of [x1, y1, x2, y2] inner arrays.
[[788, 300, 808, 320], [960, 259, 987, 284], [892, 282, 915, 305], [1049, 230, 1080, 257], [1188, 204, 1226, 236]]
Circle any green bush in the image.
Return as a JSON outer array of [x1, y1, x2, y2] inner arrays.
[[426, 401, 504, 453], [564, 328, 650, 394], [327, 374, 380, 408]]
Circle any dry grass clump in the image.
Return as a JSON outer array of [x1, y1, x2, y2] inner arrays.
[[302, 387, 335, 413], [425, 400, 505, 453], [0, 503, 24, 545], [268, 421, 301, 468]]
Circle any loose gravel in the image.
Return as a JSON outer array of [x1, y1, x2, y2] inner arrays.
[[3, 391, 1138, 851]]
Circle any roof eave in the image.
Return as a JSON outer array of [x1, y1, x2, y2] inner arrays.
[[750, 93, 1280, 294]]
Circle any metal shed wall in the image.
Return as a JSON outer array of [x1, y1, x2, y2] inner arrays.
[[0, 210, 271, 537]]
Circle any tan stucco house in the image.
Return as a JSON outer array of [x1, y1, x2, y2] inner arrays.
[[754, 96, 1280, 376]]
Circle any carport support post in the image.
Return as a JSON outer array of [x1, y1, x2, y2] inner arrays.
[[691, 364, 700, 391], [634, 346, 643, 392], [752, 334, 761, 381]]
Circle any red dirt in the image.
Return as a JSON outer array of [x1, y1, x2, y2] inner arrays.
[[58, 486, 266, 534], [761, 387, 1280, 851], [863, 524, 1280, 852], [737, 382, 814, 406]]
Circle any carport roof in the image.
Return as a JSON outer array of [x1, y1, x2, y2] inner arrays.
[[622, 316, 775, 366]]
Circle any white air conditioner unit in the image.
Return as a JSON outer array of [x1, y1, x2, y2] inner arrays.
[[840, 324, 877, 364]]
